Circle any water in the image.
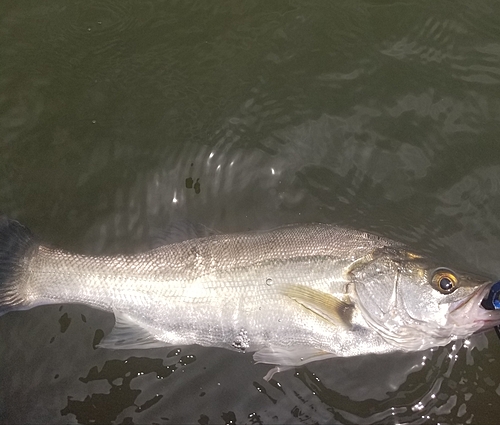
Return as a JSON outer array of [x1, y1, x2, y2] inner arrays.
[[1, 0, 500, 423]]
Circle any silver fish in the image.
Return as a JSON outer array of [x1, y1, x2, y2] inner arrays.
[[1, 217, 499, 380]]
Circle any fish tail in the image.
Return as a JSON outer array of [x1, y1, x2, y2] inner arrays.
[[0, 216, 36, 315]]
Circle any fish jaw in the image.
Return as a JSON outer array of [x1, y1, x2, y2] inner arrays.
[[447, 283, 500, 335]]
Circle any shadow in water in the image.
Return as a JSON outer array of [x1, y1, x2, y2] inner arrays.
[[60, 351, 195, 424]]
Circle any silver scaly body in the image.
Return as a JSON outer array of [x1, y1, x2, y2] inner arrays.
[[2, 219, 499, 379], [21, 225, 397, 355]]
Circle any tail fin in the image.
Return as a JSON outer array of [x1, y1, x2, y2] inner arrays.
[[0, 216, 37, 315]]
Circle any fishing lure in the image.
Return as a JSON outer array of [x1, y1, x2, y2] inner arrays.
[[481, 281, 500, 339], [481, 281, 500, 310]]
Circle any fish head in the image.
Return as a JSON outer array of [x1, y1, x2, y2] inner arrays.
[[349, 248, 500, 351]]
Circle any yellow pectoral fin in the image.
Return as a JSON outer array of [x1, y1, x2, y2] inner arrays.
[[283, 284, 353, 328]]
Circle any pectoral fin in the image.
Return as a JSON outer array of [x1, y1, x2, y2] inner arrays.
[[254, 346, 337, 381], [98, 311, 170, 350], [283, 285, 353, 328]]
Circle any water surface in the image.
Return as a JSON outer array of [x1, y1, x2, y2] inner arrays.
[[1, 1, 500, 423]]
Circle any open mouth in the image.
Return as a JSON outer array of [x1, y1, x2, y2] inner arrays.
[[481, 281, 500, 311], [450, 281, 500, 331], [479, 281, 500, 340]]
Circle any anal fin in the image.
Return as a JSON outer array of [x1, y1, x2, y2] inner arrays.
[[254, 346, 337, 381], [98, 311, 170, 350]]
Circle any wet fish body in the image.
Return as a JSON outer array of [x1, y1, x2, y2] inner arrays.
[[1, 217, 499, 379]]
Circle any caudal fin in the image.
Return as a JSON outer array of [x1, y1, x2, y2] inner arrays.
[[0, 216, 36, 315]]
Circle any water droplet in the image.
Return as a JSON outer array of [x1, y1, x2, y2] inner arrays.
[[232, 329, 250, 351], [266, 278, 273, 286], [167, 348, 181, 357], [179, 354, 196, 365]]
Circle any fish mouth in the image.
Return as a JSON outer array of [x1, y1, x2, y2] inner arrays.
[[480, 281, 500, 311], [477, 281, 500, 333], [450, 282, 500, 331]]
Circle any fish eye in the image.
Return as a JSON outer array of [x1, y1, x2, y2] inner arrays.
[[432, 269, 458, 294]]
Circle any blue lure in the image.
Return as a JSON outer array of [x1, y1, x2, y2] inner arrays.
[[481, 281, 500, 310], [480, 281, 500, 340]]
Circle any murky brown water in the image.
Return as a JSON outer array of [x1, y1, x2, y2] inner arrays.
[[2, 1, 500, 423]]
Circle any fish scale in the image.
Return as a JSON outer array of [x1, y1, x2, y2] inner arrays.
[[1, 217, 499, 379], [20, 225, 394, 348]]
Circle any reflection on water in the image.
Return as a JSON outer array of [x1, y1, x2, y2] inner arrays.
[[51, 334, 496, 424], [2, 0, 500, 424]]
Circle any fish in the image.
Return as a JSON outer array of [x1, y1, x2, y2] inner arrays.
[[1, 216, 500, 380]]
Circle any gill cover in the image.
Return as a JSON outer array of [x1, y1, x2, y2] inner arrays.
[[349, 247, 493, 350], [348, 248, 411, 322]]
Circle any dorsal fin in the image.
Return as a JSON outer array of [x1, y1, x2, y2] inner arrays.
[[150, 220, 217, 248]]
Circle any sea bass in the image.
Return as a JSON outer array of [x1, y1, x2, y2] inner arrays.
[[1, 217, 499, 380]]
